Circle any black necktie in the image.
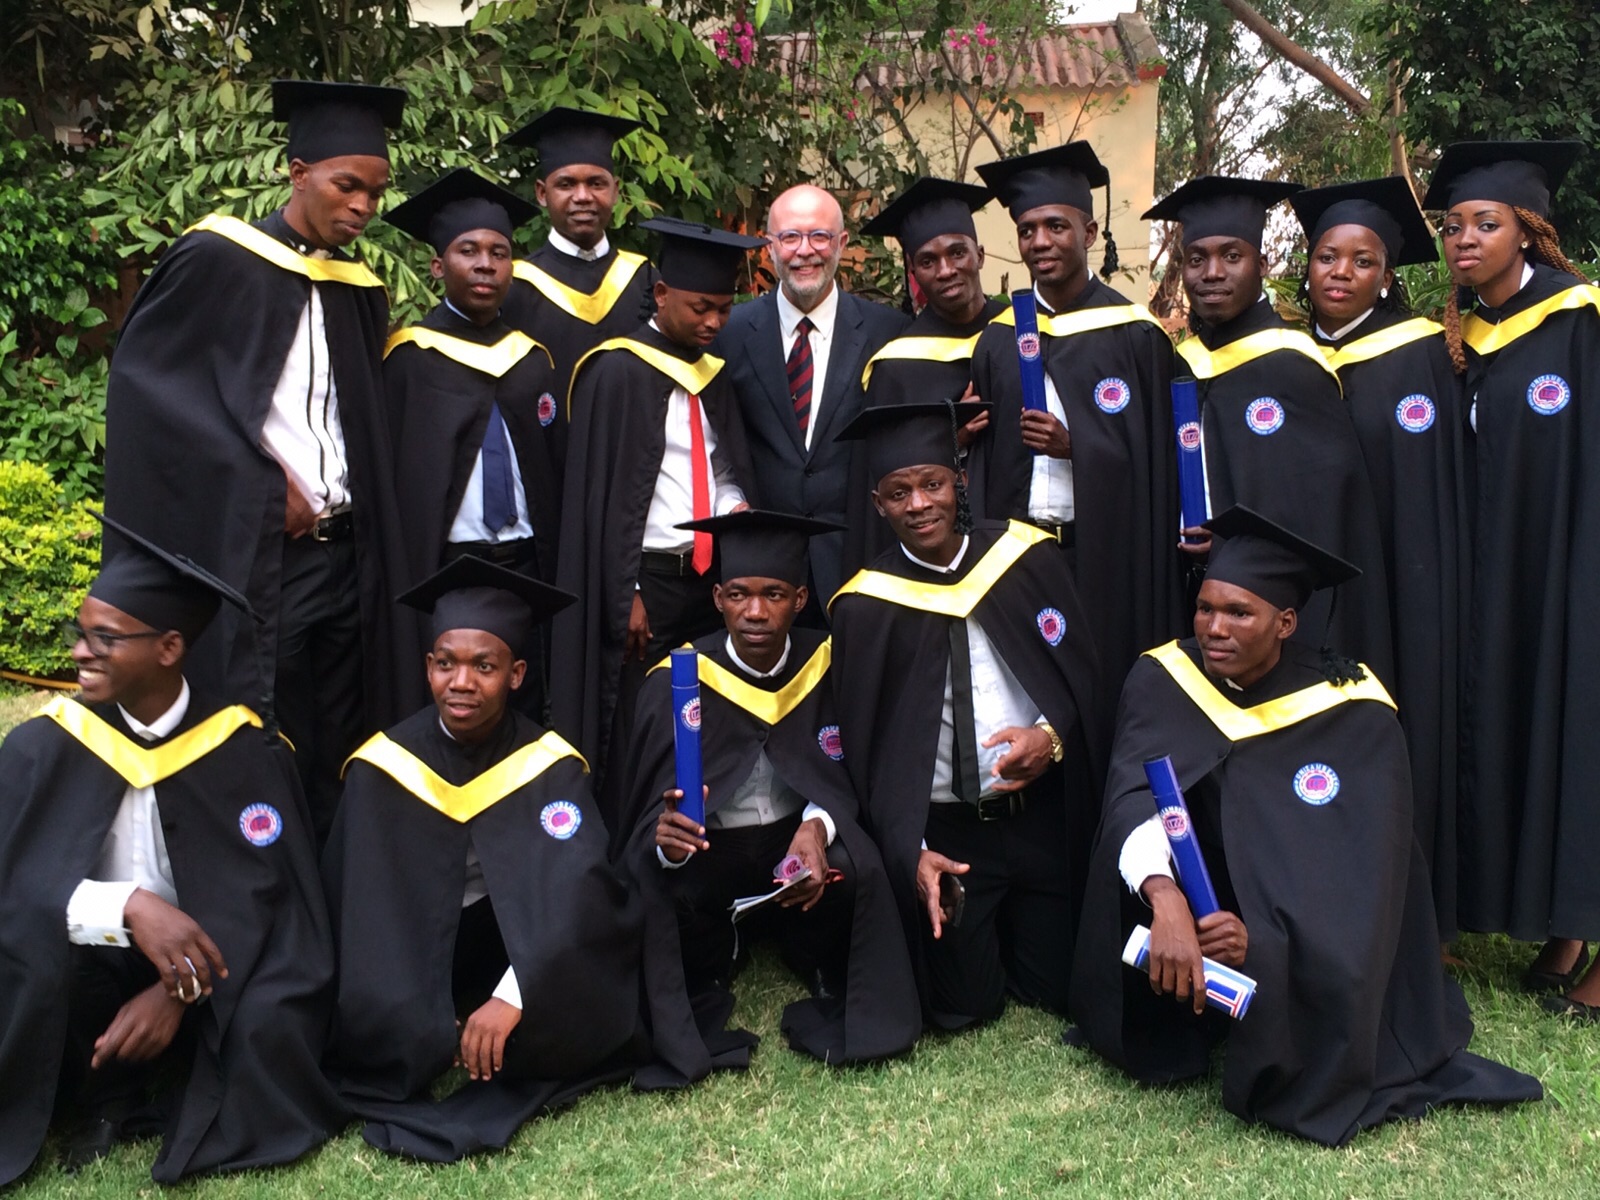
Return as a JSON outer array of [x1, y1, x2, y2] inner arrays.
[[948, 618, 979, 804]]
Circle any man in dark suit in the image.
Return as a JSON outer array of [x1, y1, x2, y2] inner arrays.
[[714, 185, 907, 616]]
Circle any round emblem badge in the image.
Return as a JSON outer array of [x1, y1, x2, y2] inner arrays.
[[1094, 377, 1131, 414], [1036, 606, 1066, 647], [817, 724, 844, 761], [540, 800, 583, 840], [1160, 807, 1189, 838], [1527, 374, 1571, 415], [1245, 397, 1286, 436], [536, 392, 557, 427], [680, 698, 702, 731], [239, 803, 283, 847], [1394, 394, 1436, 433], [1177, 420, 1203, 451], [1292, 763, 1340, 806], [1017, 332, 1041, 360]]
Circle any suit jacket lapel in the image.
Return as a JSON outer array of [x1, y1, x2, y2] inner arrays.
[[810, 291, 868, 453], [745, 293, 805, 455]]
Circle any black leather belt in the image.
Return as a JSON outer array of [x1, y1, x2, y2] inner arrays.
[[1026, 519, 1075, 547], [976, 792, 1027, 821], [640, 549, 697, 577], [310, 511, 354, 542], [447, 537, 534, 566]]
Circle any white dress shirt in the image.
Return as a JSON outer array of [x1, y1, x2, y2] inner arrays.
[[1118, 814, 1176, 895], [1027, 286, 1076, 523], [65, 681, 191, 945], [442, 300, 535, 545], [1314, 308, 1375, 343], [259, 273, 351, 515], [775, 283, 841, 451], [547, 229, 610, 263], [641, 322, 747, 552], [900, 540, 1047, 804], [1470, 262, 1536, 431]]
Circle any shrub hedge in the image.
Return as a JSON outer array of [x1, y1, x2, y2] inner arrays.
[[0, 461, 99, 680]]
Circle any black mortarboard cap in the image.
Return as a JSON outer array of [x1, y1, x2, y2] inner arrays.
[[503, 107, 642, 176], [272, 79, 406, 164], [397, 556, 576, 656], [835, 401, 990, 488], [1420, 140, 1583, 219], [383, 168, 539, 254], [88, 510, 260, 645], [675, 509, 844, 588], [642, 217, 764, 295], [860, 177, 992, 256], [1143, 176, 1303, 249], [1289, 176, 1437, 268], [975, 141, 1109, 221], [1202, 505, 1360, 612]]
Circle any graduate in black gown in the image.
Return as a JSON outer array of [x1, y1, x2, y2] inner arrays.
[[830, 403, 1106, 1029], [103, 80, 412, 843], [0, 515, 341, 1183], [1424, 142, 1600, 1015], [1069, 507, 1542, 1147], [848, 177, 1003, 572], [621, 510, 921, 1064], [1289, 177, 1469, 938], [1143, 176, 1395, 687], [969, 142, 1185, 691], [551, 218, 760, 832], [325, 556, 745, 1163], [383, 169, 561, 716], [499, 107, 655, 417]]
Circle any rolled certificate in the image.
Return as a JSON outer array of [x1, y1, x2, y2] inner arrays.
[[1144, 755, 1219, 918], [1171, 375, 1208, 541], [1122, 924, 1256, 1020], [670, 648, 705, 826], [1011, 290, 1049, 430]]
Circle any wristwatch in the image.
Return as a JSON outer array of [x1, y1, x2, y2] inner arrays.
[[1037, 720, 1065, 763]]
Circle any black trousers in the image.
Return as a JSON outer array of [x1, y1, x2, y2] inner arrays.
[[274, 534, 364, 847], [663, 812, 855, 995], [443, 538, 547, 721], [921, 776, 1075, 1030]]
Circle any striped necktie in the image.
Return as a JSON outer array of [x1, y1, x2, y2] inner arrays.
[[787, 316, 814, 435]]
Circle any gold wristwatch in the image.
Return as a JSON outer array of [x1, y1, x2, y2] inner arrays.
[[1037, 720, 1064, 763]]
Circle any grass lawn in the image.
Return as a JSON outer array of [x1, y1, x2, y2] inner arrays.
[[0, 681, 53, 737]]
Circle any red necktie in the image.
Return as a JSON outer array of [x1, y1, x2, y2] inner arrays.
[[687, 392, 713, 574], [787, 316, 814, 434]]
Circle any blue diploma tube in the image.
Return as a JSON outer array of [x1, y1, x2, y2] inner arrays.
[[1011, 290, 1049, 434], [1144, 755, 1219, 918], [670, 648, 705, 826], [1171, 375, 1208, 541], [1122, 925, 1256, 1019]]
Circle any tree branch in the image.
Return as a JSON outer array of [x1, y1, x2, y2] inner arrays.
[[1218, 0, 1370, 117]]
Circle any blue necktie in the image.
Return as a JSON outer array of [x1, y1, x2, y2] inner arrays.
[[481, 402, 518, 532]]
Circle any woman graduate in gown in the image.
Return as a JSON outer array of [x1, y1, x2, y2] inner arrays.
[[1289, 177, 1469, 938], [1423, 141, 1600, 1017]]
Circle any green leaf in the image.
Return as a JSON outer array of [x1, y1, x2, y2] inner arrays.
[[54, 334, 79, 357]]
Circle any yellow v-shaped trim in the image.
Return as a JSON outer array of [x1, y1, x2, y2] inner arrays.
[[647, 639, 832, 726], [512, 251, 647, 324], [383, 326, 551, 377], [1145, 640, 1394, 743], [1177, 328, 1343, 390], [566, 337, 725, 418], [342, 729, 588, 823], [861, 332, 986, 389], [188, 213, 384, 288], [40, 697, 263, 788], [1320, 317, 1442, 371], [828, 521, 1051, 616], [991, 302, 1166, 340], [1461, 284, 1600, 356]]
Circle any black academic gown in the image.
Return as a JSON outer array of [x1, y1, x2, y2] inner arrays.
[[829, 521, 1107, 1011], [1180, 298, 1394, 684], [0, 694, 342, 1185], [1070, 640, 1542, 1146], [1457, 266, 1600, 941], [103, 210, 408, 730], [969, 278, 1186, 690], [549, 324, 756, 791], [845, 298, 1007, 575], [1320, 310, 1470, 937], [620, 629, 921, 1064], [501, 240, 655, 427]]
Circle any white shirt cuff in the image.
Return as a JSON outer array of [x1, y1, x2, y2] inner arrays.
[[801, 803, 836, 847], [713, 487, 747, 516], [1118, 815, 1175, 896], [491, 965, 521, 1010], [66, 880, 140, 946], [657, 845, 693, 869]]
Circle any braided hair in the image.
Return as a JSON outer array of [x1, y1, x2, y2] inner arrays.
[[947, 399, 974, 535]]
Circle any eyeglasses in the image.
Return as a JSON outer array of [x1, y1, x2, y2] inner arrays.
[[769, 229, 841, 252], [62, 620, 165, 657]]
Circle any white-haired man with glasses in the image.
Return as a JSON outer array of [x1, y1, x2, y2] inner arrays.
[[714, 184, 907, 619]]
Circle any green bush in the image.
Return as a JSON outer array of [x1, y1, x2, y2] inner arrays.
[[0, 461, 100, 680], [0, 339, 107, 504]]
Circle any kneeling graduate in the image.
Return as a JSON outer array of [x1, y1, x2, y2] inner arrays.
[[0, 514, 341, 1184], [1069, 507, 1542, 1146], [622, 510, 920, 1064]]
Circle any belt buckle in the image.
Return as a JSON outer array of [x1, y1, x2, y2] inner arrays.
[[309, 518, 333, 543], [976, 794, 1010, 821]]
